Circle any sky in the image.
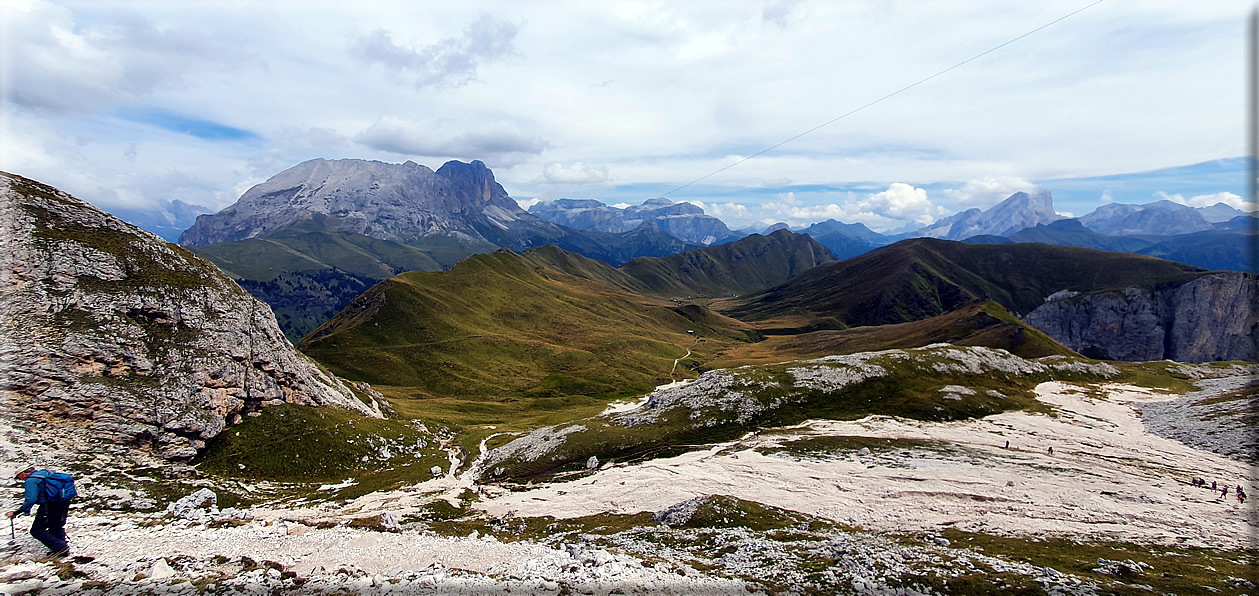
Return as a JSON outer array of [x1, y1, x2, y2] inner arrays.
[[0, 0, 1253, 234]]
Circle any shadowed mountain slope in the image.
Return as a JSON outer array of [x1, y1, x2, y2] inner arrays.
[[614, 229, 836, 298], [724, 238, 1209, 329]]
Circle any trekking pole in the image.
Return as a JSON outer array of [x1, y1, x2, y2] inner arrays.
[[8, 515, 13, 542]]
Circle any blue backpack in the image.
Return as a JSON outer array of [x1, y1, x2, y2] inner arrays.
[[31, 471, 77, 503]]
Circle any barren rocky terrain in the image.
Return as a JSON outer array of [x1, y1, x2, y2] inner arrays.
[[1, 365, 1254, 594]]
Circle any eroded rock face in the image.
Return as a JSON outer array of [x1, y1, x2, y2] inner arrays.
[[0, 173, 379, 464], [1024, 273, 1258, 362], [178, 158, 555, 249]]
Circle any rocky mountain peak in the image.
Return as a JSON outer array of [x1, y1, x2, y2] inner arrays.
[[917, 190, 1062, 240], [0, 172, 379, 465], [179, 158, 547, 248]]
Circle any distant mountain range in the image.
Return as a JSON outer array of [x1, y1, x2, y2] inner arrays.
[[528, 197, 741, 245], [300, 230, 835, 401], [181, 159, 706, 339], [6, 170, 1256, 470], [166, 158, 1254, 340]]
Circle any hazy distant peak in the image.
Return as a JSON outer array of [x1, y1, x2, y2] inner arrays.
[[913, 190, 1060, 241], [529, 194, 738, 245], [1079, 198, 1213, 236]]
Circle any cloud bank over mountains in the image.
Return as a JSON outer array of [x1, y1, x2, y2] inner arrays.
[[0, 1, 1250, 231]]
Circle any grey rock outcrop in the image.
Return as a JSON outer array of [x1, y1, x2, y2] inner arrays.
[[179, 158, 565, 250], [1024, 272, 1258, 362], [0, 173, 379, 464]]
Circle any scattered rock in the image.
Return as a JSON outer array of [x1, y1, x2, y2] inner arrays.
[[381, 512, 400, 532], [653, 496, 706, 527], [1092, 558, 1151, 577], [149, 558, 175, 581], [585, 456, 599, 470]]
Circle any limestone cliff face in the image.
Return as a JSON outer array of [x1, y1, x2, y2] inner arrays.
[[178, 158, 561, 249], [0, 173, 380, 463], [1023, 272, 1257, 362]]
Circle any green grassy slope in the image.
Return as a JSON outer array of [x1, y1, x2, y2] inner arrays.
[[709, 300, 1078, 367], [511, 230, 835, 302], [726, 238, 1209, 327], [299, 249, 755, 401]]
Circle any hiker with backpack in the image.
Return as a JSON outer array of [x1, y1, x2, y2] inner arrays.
[[6, 466, 76, 556]]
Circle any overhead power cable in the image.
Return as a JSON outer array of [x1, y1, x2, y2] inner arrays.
[[660, 0, 1107, 197]]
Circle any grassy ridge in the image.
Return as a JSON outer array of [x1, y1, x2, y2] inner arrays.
[[300, 249, 754, 399]]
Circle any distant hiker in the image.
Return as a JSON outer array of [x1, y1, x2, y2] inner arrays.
[[1212, 480, 1217, 490], [1047, 446, 1053, 455], [1238, 486, 1247, 504], [1221, 485, 1229, 499], [1004, 440, 1009, 449], [6, 466, 76, 556]]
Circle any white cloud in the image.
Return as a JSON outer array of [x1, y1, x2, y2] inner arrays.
[[744, 184, 943, 231], [0, 1, 1248, 224], [857, 183, 942, 225], [762, 0, 805, 27], [1100, 190, 1114, 203], [776, 191, 800, 206], [538, 162, 610, 185], [1, 1, 253, 114], [943, 176, 1036, 207], [701, 202, 751, 220], [1155, 190, 1254, 211], [348, 14, 517, 89], [354, 118, 549, 162]]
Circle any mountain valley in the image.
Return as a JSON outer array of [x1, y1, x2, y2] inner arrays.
[[1, 170, 1255, 594]]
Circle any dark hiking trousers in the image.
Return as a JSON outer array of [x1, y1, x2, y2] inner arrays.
[[30, 500, 69, 554]]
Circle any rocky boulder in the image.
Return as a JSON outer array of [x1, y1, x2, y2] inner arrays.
[[0, 173, 379, 464]]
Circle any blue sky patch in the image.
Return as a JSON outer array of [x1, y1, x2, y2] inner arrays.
[[116, 107, 261, 142]]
